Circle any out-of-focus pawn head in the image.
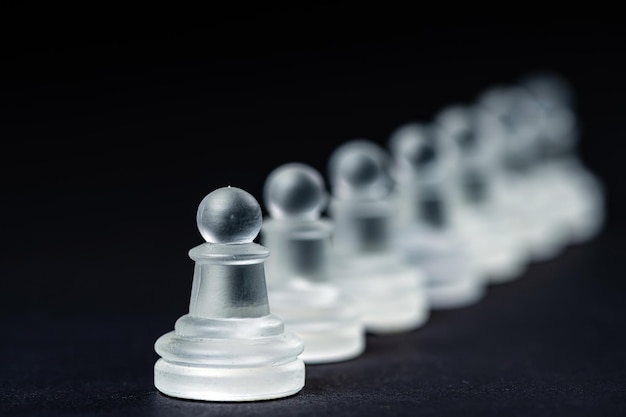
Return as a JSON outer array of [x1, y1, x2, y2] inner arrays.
[[433, 104, 486, 167], [477, 84, 544, 134], [520, 72, 579, 157], [503, 86, 546, 137], [434, 105, 477, 148], [520, 71, 575, 111], [264, 163, 328, 221], [328, 140, 391, 200], [477, 85, 513, 118], [196, 186, 262, 244], [388, 123, 442, 184], [478, 85, 546, 170]]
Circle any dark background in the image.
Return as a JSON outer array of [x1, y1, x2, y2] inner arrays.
[[1, 4, 625, 416]]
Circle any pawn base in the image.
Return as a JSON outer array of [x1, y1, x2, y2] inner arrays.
[[154, 314, 305, 402], [476, 238, 528, 284], [523, 223, 566, 263], [426, 276, 486, 310], [331, 254, 430, 335], [452, 209, 528, 285], [154, 358, 305, 402], [362, 288, 430, 334], [483, 252, 527, 285], [396, 230, 486, 310], [268, 280, 366, 364], [288, 319, 365, 364]]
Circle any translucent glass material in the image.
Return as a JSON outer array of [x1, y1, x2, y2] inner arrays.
[[327, 140, 430, 333], [387, 125, 487, 307], [196, 186, 262, 244], [329, 251, 430, 333], [434, 104, 529, 284], [154, 187, 305, 402], [474, 78, 605, 265], [393, 223, 486, 308], [261, 163, 366, 364], [264, 162, 328, 220]]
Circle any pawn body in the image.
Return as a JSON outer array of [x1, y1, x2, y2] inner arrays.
[[511, 166, 572, 261], [327, 140, 430, 333], [262, 218, 365, 363], [477, 86, 571, 263], [329, 198, 430, 332], [450, 191, 528, 283], [436, 106, 527, 283], [391, 182, 487, 307], [388, 124, 487, 307], [520, 75, 605, 246], [154, 187, 305, 402], [540, 158, 605, 244], [261, 163, 365, 363]]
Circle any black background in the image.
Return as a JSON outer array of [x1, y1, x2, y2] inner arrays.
[[1, 4, 625, 416]]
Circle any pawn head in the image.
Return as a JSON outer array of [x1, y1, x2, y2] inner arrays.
[[196, 186, 263, 244], [434, 105, 479, 152], [263, 162, 328, 220], [520, 71, 575, 110], [476, 85, 513, 117], [328, 139, 391, 200], [388, 123, 439, 176]]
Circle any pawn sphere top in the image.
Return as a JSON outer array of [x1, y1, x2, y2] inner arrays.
[[477, 85, 513, 117], [388, 123, 438, 170], [263, 162, 328, 220], [520, 71, 574, 110], [328, 139, 390, 199], [196, 186, 263, 244]]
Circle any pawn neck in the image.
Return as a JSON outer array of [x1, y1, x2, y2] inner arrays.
[[261, 218, 333, 288], [459, 166, 489, 206], [328, 197, 392, 256], [187, 242, 270, 319], [394, 178, 449, 229]]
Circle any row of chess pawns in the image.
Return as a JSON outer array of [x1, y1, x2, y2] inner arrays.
[[153, 71, 605, 402]]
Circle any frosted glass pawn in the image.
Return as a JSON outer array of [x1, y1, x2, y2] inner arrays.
[[472, 87, 535, 267], [434, 105, 527, 283], [477, 86, 566, 262], [520, 73, 605, 244], [327, 140, 430, 334], [387, 124, 486, 308], [154, 186, 305, 402], [261, 163, 366, 364]]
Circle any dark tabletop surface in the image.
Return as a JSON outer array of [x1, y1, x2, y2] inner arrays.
[[1, 4, 625, 416], [2, 230, 625, 417]]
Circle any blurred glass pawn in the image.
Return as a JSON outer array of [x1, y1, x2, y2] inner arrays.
[[433, 105, 528, 283], [477, 85, 568, 262], [520, 72, 605, 244], [326, 140, 430, 333], [473, 86, 535, 265], [261, 163, 366, 363], [387, 125, 486, 309]]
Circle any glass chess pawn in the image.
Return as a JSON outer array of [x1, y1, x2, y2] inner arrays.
[[153, 186, 305, 402], [261, 162, 366, 364], [326, 139, 431, 333], [387, 124, 487, 307]]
